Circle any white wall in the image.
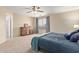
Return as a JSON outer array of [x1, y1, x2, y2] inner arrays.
[[50, 10, 79, 33], [13, 14, 34, 37]]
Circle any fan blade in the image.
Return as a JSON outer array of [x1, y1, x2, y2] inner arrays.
[[37, 6, 40, 9], [25, 8, 31, 10], [37, 10, 44, 12], [26, 11, 32, 13]]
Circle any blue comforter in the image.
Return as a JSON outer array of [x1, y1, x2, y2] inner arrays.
[[31, 32, 79, 53]]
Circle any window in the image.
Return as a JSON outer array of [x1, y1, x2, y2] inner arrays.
[[38, 17, 47, 33]]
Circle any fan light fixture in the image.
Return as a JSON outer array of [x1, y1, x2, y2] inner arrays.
[[28, 11, 46, 17], [25, 6, 46, 17]]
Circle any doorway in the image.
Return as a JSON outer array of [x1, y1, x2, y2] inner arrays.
[[5, 16, 13, 38]]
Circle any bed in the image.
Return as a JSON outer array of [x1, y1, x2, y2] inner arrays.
[[31, 32, 79, 53]]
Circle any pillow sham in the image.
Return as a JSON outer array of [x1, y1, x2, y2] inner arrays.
[[70, 33, 79, 42], [64, 33, 70, 40], [69, 29, 79, 37], [64, 29, 79, 40]]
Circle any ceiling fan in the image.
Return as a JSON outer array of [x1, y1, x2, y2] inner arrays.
[[25, 6, 44, 13]]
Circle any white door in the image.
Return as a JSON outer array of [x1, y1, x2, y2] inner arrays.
[[5, 16, 13, 38]]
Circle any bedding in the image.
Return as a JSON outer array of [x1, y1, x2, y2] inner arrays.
[[31, 32, 79, 53]]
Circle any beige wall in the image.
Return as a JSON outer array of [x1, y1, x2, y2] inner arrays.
[[13, 14, 34, 37], [50, 10, 79, 33], [0, 7, 35, 43], [0, 7, 13, 44]]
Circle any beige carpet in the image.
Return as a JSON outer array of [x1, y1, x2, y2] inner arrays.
[[0, 34, 39, 53]]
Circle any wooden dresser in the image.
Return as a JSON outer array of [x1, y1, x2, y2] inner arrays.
[[20, 27, 33, 36]]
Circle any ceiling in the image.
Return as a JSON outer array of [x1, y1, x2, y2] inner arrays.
[[5, 6, 79, 16]]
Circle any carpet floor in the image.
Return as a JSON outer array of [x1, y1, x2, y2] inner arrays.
[[0, 34, 39, 53]]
